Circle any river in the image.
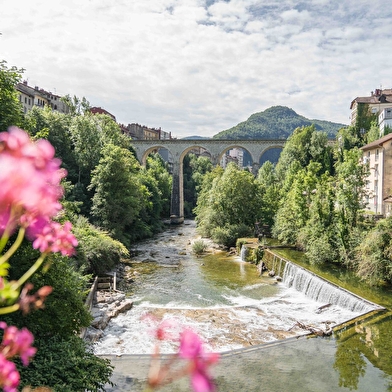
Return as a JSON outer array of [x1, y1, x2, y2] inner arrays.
[[95, 220, 392, 391]]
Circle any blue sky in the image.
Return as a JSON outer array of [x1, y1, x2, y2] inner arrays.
[[1, 0, 392, 138]]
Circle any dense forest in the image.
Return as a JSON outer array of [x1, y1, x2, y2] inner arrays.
[[1, 59, 392, 391]]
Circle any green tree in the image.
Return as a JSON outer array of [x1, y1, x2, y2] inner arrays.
[[89, 144, 144, 247], [0, 60, 24, 131], [183, 154, 213, 218], [61, 94, 91, 116], [365, 120, 381, 144], [297, 174, 338, 264], [68, 112, 130, 215], [195, 163, 261, 247], [334, 148, 369, 260], [273, 162, 321, 245], [275, 125, 332, 182], [194, 166, 224, 238], [256, 161, 280, 227], [354, 217, 392, 285], [146, 153, 172, 218]]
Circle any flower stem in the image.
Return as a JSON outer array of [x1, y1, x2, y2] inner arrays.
[[14, 253, 47, 289], [0, 227, 25, 266], [0, 303, 19, 315]]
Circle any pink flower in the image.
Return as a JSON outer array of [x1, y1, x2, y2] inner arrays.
[[18, 283, 53, 314], [0, 354, 20, 392], [190, 353, 219, 392], [32, 221, 78, 256], [0, 323, 36, 366], [179, 329, 219, 392], [0, 127, 66, 236], [179, 329, 203, 359]]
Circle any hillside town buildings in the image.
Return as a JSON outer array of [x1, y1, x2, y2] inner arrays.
[[16, 81, 70, 114], [351, 87, 392, 217], [350, 88, 392, 136]]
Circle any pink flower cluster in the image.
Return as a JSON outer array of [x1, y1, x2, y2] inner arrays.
[[0, 322, 36, 392], [0, 127, 77, 255]]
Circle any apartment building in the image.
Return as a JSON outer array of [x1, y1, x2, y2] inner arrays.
[[16, 81, 69, 114], [125, 123, 172, 140], [361, 133, 392, 217], [220, 148, 244, 168], [379, 108, 392, 135], [350, 88, 392, 134]]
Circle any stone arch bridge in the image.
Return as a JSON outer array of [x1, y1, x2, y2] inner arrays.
[[131, 139, 285, 224]]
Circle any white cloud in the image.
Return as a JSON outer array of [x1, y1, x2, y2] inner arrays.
[[1, 0, 392, 137]]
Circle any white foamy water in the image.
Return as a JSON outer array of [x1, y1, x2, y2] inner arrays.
[[93, 283, 369, 355]]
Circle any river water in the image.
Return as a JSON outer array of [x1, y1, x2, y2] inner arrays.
[[95, 220, 392, 391], [93, 220, 377, 356]]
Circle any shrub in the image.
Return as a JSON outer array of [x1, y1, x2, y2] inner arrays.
[[17, 336, 114, 392], [73, 216, 129, 275], [212, 224, 252, 248], [192, 240, 207, 255]]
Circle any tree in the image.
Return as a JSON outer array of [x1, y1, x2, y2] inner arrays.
[[195, 163, 262, 247], [183, 154, 213, 218], [256, 161, 280, 227], [275, 125, 332, 182], [194, 166, 224, 238], [354, 217, 392, 285], [297, 174, 338, 264], [334, 148, 369, 259], [60, 94, 91, 116], [273, 162, 321, 245], [146, 153, 172, 218], [89, 144, 144, 247], [0, 60, 24, 131]]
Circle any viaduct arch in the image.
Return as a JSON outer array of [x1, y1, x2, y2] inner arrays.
[[131, 139, 286, 224]]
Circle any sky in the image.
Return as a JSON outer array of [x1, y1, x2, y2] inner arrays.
[[1, 0, 392, 139]]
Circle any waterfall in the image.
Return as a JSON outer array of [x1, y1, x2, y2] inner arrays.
[[282, 261, 379, 313], [240, 245, 248, 261]]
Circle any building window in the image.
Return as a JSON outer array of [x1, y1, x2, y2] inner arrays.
[[375, 164, 379, 176], [375, 149, 379, 161], [25, 97, 27, 103]]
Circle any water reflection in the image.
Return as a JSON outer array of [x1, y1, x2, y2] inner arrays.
[[333, 311, 392, 390]]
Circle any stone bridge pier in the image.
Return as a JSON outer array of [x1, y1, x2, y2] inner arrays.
[[130, 139, 285, 224]]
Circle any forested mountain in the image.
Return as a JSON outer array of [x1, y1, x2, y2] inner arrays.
[[213, 106, 346, 140]]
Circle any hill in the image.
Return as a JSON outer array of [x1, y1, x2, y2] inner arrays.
[[213, 106, 346, 140]]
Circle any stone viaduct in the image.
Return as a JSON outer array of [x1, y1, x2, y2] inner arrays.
[[130, 139, 285, 224]]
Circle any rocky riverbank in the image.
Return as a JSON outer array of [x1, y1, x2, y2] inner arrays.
[[85, 290, 133, 342]]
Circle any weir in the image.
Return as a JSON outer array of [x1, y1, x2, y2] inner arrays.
[[262, 249, 384, 313]]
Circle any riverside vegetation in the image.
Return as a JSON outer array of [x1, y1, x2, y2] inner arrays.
[[1, 59, 392, 390]]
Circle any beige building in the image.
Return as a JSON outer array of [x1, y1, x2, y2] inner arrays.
[[16, 81, 69, 114], [125, 123, 172, 140], [350, 88, 392, 134], [361, 133, 392, 217]]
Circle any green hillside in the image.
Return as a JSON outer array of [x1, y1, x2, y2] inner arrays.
[[213, 106, 346, 140]]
